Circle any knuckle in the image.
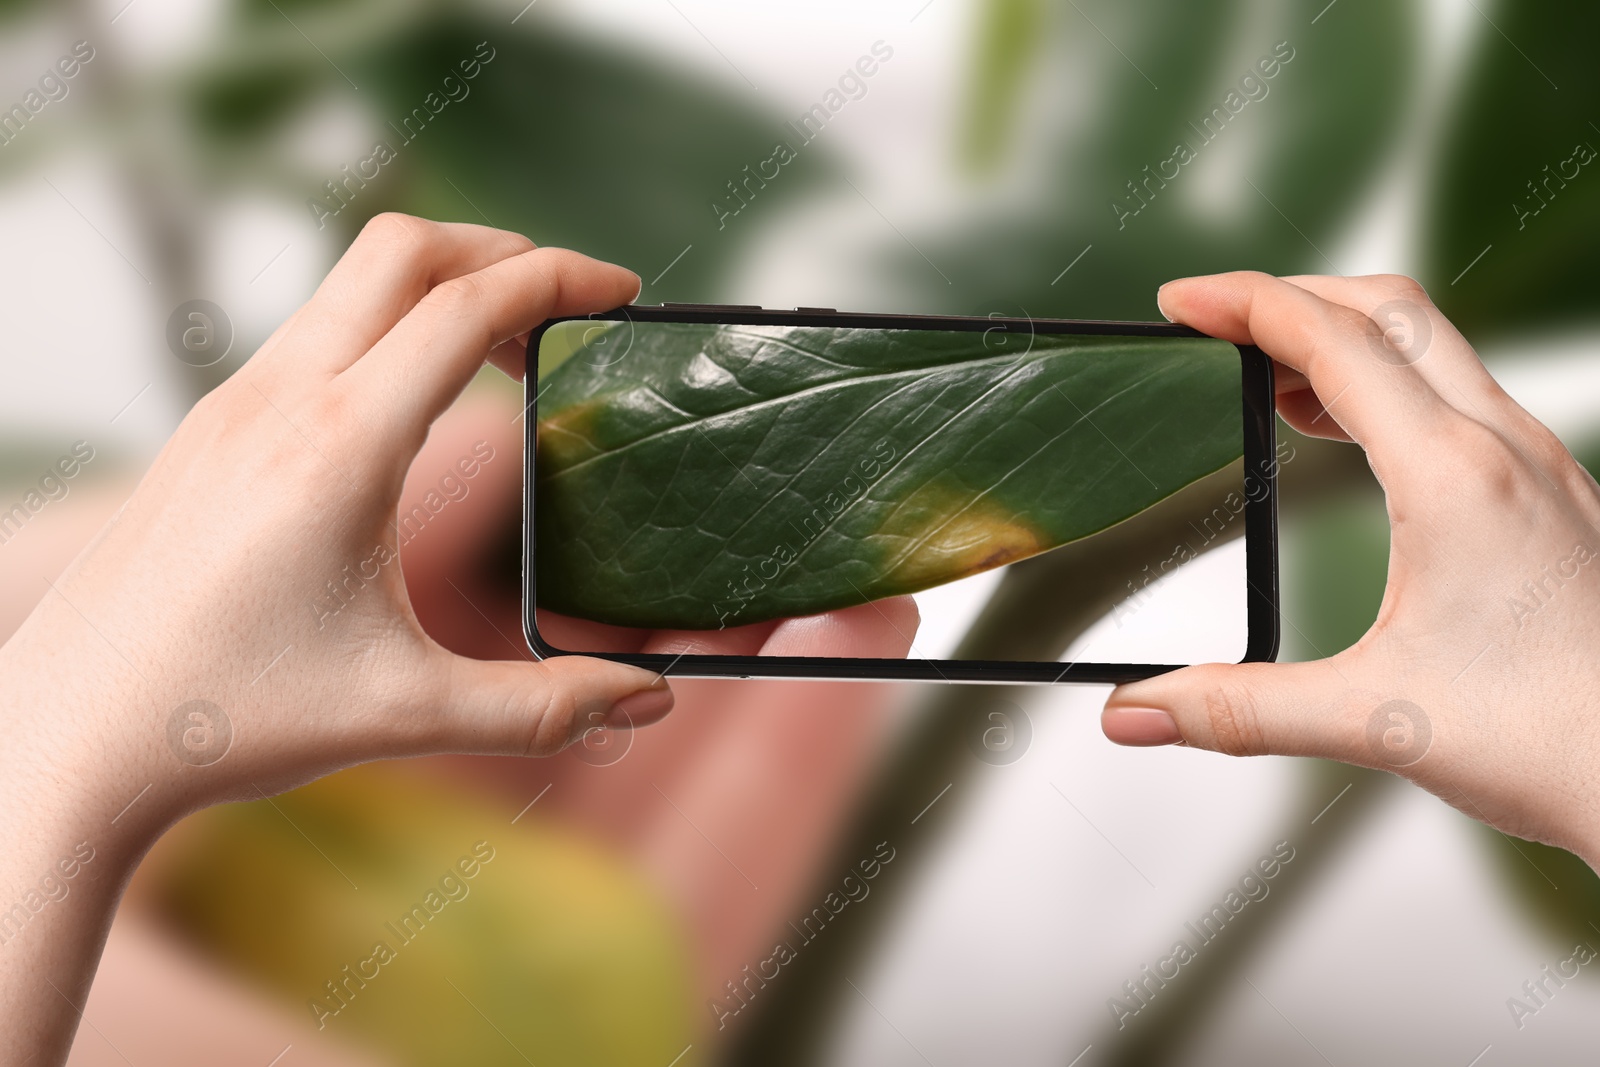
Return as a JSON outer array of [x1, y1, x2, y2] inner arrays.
[[360, 212, 431, 254], [1523, 422, 1577, 472], [1294, 305, 1377, 378], [1221, 269, 1277, 300], [519, 248, 566, 294], [1367, 273, 1433, 306], [1329, 302, 1385, 342], [1454, 419, 1518, 470], [304, 383, 371, 443], [522, 669, 581, 757], [426, 274, 487, 318], [1440, 420, 1524, 499], [188, 378, 238, 425], [499, 231, 538, 258], [169, 386, 241, 458], [1200, 676, 1267, 756]]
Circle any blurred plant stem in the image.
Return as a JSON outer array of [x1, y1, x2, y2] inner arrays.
[[958, 0, 1046, 176], [60, 0, 212, 401], [1095, 764, 1393, 1065], [727, 429, 1374, 1065]]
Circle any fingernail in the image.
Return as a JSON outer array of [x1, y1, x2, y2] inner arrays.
[[605, 685, 674, 728], [1155, 285, 1176, 322], [1103, 706, 1182, 746]]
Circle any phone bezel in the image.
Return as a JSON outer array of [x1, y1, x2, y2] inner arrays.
[[522, 304, 1279, 683]]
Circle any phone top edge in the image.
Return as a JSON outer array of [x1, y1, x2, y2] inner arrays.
[[536, 303, 1212, 338]]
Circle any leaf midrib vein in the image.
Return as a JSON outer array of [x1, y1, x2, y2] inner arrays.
[[539, 343, 1159, 481]]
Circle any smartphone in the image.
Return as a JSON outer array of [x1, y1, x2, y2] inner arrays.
[[523, 303, 1279, 683]]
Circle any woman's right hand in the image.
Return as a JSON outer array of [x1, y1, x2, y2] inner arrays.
[[1101, 272, 1600, 870]]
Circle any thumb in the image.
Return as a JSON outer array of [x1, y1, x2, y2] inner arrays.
[[416, 654, 675, 758], [1102, 660, 1352, 758]]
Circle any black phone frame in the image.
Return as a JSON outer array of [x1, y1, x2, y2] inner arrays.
[[523, 303, 1279, 683]]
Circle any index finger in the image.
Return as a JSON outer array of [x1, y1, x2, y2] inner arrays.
[[262, 215, 538, 381], [1278, 273, 1559, 449], [338, 246, 640, 452], [1157, 271, 1460, 462]]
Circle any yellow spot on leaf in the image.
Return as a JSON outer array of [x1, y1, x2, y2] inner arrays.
[[536, 400, 605, 469], [879, 482, 1045, 591]]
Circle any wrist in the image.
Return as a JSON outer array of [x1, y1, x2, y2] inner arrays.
[[0, 631, 184, 865], [0, 696, 153, 1065]]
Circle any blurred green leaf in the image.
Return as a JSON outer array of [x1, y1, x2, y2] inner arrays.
[[892, 0, 1421, 317], [1481, 833, 1600, 952], [1292, 487, 1389, 657], [238, 0, 369, 21], [1425, 2, 1600, 339], [535, 324, 1241, 628], [0, 0, 47, 22], [189, 62, 324, 142], [334, 15, 827, 298], [958, 0, 1046, 175]]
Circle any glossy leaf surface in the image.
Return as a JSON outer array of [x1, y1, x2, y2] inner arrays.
[[535, 323, 1241, 629]]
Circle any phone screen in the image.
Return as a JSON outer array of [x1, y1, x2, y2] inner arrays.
[[525, 309, 1277, 683]]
